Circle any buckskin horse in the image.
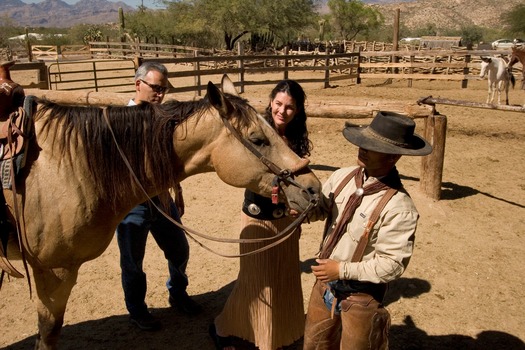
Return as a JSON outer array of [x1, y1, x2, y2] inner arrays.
[[1, 76, 321, 349]]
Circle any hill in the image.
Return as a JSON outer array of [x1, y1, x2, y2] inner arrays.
[[1, 0, 522, 32], [373, 0, 522, 31], [1, 0, 134, 28]]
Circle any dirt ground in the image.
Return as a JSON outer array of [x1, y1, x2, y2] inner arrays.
[[1, 70, 524, 350]]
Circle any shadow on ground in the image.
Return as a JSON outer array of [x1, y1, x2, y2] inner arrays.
[[4, 276, 523, 350]]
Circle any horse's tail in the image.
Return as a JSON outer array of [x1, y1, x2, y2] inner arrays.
[[509, 72, 516, 89]]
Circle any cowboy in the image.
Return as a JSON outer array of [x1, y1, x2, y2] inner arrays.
[[0, 60, 25, 121], [303, 111, 432, 350]]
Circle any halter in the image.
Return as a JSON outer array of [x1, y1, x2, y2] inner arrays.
[[221, 116, 312, 205], [102, 107, 318, 258]]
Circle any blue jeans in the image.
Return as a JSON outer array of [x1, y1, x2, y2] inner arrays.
[[117, 196, 189, 317]]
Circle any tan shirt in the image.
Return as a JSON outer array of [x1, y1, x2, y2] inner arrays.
[[310, 166, 418, 284]]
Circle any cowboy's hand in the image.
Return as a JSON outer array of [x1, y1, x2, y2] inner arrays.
[[311, 258, 340, 282], [306, 193, 330, 222]]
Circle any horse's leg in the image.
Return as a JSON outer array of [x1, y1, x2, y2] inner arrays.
[[487, 82, 494, 104], [32, 266, 79, 350], [504, 79, 510, 105], [497, 80, 507, 105], [496, 81, 501, 104]]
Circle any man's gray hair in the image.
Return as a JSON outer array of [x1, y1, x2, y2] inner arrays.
[[134, 61, 168, 81]]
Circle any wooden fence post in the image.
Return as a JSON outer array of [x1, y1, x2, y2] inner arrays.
[[419, 113, 447, 200], [194, 50, 201, 96], [132, 56, 142, 69], [408, 54, 414, 87], [92, 61, 99, 92], [462, 53, 470, 89], [284, 46, 289, 80], [392, 9, 400, 74], [106, 36, 111, 56], [237, 42, 245, 94], [26, 34, 33, 62], [356, 48, 362, 84], [324, 46, 330, 88]]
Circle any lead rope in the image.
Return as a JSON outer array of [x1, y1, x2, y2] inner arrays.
[[102, 108, 317, 258]]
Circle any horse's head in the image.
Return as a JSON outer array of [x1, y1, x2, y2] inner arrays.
[[479, 56, 492, 78], [174, 76, 321, 214]]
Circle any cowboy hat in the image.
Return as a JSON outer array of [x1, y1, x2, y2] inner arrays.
[[0, 61, 15, 68], [343, 111, 432, 156]]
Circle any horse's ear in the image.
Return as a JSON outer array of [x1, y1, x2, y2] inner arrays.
[[207, 81, 235, 117], [221, 74, 239, 96]]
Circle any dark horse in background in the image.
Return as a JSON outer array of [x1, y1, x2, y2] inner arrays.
[[1, 77, 321, 349], [509, 46, 525, 92]]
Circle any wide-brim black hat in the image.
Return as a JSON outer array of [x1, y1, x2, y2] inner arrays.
[[343, 111, 432, 156], [0, 60, 15, 68]]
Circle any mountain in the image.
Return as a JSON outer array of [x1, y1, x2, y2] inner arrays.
[[1, 0, 135, 28], [373, 0, 523, 31], [1, 0, 522, 31]]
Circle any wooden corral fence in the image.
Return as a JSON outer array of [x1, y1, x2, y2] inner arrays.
[[11, 48, 521, 95], [13, 51, 360, 94], [47, 59, 136, 92], [88, 41, 215, 59], [359, 49, 516, 88], [146, 46, 360, 96], [10, 40, 520, 90], [26, 45, 91, 62]]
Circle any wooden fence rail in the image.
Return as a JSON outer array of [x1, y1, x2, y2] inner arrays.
[[10, 41, 520, 90], [146, 48, 360, 95], [12, 48, 360, 94], [359, 49, 513, 88]]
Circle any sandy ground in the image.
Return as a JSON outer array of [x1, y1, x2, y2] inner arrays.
[[1, 70, 524, 350]]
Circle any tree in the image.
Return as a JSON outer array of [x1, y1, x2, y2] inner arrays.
[[327, 0, 383, 41], [501, 4, 525, 37], [161, 0, 320, 50]]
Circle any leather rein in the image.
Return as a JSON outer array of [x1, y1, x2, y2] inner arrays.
[[102, 108, 318, 258]]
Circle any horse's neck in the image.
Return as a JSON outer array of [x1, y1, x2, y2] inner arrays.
[[173, 115, 219, 180], [516, 52, 525, 65]]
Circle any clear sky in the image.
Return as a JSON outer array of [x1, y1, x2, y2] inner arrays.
[[21, 0, 166, 9]]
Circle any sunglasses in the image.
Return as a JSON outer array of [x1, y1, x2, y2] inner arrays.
[[140, 79, 169, 94]]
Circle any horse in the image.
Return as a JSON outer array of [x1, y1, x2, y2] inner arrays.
[[1, 76, 321, 349], [508, 46, 525, 91], [479, 56, 515, 105]]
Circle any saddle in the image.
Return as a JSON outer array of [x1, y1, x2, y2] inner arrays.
[[0, 97, 34, 163], [0, 61, 32, 281]]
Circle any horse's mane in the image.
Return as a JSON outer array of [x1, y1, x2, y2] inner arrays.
[[34, 94, 255, 209]]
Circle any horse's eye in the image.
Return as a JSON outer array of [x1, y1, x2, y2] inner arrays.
[[248, 132, 268, 147], [251, 137, 267, 147]]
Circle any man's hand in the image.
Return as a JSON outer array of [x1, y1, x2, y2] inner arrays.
[[311, 258, 340, 282]]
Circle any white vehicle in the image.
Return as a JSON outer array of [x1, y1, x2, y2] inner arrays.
[[491, 38, 524, 50], [400, 37, 421, 44]]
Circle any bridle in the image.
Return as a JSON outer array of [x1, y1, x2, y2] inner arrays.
[[103, 107, 319, 258]]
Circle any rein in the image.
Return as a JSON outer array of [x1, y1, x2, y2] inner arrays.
[[102, 107, 318, 258]]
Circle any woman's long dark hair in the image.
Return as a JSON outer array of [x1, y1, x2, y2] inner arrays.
[[264, 80, 312, 158]]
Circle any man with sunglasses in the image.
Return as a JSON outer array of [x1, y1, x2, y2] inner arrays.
[[117, 62, 201, 332]]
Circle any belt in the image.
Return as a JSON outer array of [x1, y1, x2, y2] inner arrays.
[[242, 199, 286, 221]]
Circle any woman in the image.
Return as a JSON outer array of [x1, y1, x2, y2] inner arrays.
[[210, 80, 312, 350]]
